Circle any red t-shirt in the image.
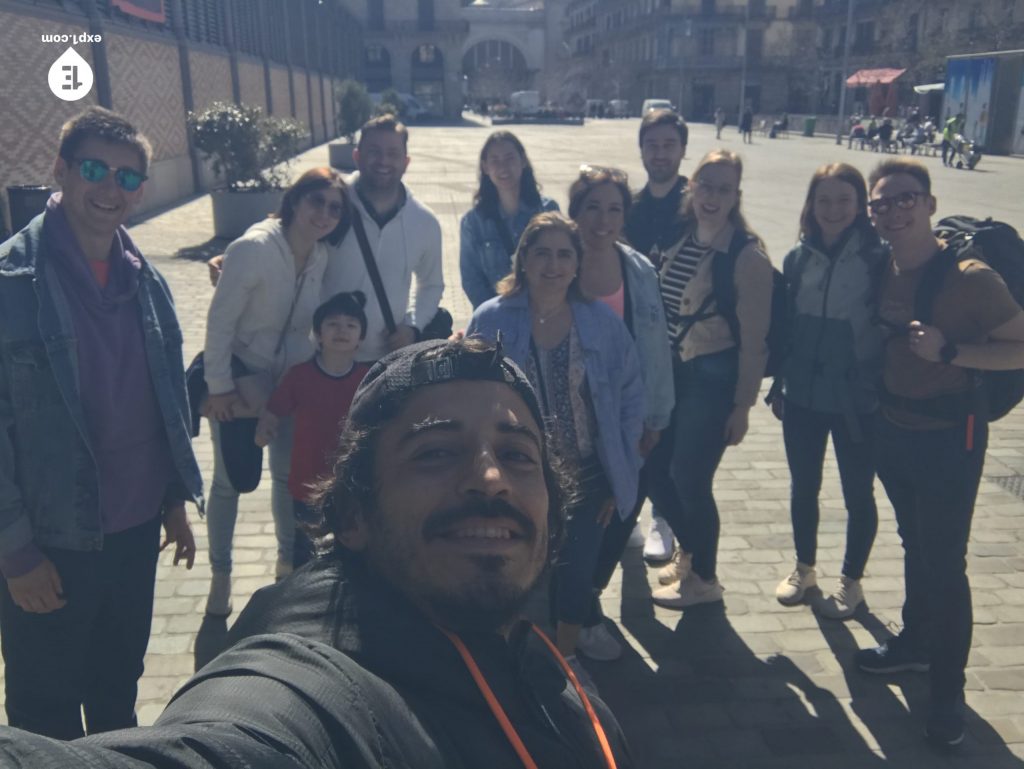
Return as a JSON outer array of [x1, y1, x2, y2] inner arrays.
[[267, 358, 370, 501]]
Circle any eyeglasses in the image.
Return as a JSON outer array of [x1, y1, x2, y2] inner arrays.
[[867, 190, 925, 215], [72, 158, 147, 192], [305, 192, 345, 219], [578, 164, 628, 184]]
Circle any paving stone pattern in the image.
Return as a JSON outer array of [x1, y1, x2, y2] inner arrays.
[[2, 118, 1023, 768]]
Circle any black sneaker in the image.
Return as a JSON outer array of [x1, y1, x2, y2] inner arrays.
[[855, 635, 929, 674], [926, 701, 966, 750]]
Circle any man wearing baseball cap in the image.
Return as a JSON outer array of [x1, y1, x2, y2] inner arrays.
[[0, 337, 632, 769]]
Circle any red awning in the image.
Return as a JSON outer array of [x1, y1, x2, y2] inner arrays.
[[846, 68, 906, 87]]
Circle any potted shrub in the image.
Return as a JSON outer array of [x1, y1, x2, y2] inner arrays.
[[188, 101, 303, 239], [330, 79, 372, 171]]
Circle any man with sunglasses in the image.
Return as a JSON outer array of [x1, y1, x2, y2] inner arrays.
[[855, 160, 1024, 749], [0, 107, 203, 738]]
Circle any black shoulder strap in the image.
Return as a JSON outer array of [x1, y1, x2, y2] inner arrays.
[[711, 229, 751, 345], [914, 248, 958, 325], [351, 209, 397, 335]]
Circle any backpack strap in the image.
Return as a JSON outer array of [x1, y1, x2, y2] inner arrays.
[[913, 247, 958, 325], [351, 209, 398, 336], [711, 229, 753, 346]]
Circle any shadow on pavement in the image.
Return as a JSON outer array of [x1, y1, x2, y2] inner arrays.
[[816, 610, 1024, 768], [174, 237, 231, 263], [193, 615, 230, 672]]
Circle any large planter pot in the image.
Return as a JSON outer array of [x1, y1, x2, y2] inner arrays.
[[329, 141, 357, 171], [211, 189, 284, 240]]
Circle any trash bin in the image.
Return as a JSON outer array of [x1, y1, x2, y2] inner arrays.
[[7, 185, 52, 233], [803, 117, 817, 137]]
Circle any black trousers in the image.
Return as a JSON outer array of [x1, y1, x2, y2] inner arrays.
[[875, 415, 986, 704], [0, 516, 161, 740]]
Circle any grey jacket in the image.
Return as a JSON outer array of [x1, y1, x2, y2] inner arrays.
[[0, 215, 203, 559]]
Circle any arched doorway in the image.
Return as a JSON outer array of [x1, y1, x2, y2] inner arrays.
[[411, 44, 445, 117], [364, 45, 391, 92], [462, 40, 529, 103]]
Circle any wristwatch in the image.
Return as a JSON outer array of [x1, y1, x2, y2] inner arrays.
[[940, 340, 959, 364]]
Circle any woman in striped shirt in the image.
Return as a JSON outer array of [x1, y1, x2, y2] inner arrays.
[[651, 149, 774, 610]]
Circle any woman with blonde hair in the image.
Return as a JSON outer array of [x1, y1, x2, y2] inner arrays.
[[651, 149, 773, 609]]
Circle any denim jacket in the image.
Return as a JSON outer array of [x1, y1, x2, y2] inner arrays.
[[0, 215, 204, 558], [459, 197, 560, 308], [617, 243, 674, 431], [467, 292, 645, 518]]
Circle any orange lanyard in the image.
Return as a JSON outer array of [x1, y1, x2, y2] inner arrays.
[[439, 624, 618, 769]]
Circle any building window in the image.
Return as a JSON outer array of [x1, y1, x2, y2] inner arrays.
[[418, 0, 435, 31], [854, 20, 874, 52], [367, 0, 384, 31], [746, 29, 763, 61], [699, 28, 714, 56], [907, 13, 919, 51]]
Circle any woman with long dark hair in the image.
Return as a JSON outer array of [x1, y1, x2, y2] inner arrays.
[[459, 131, 559, 308], [772, 162, 886, 618], [203, 168, 349, 615]]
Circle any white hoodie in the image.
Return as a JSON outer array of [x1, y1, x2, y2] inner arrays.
[[204, 218, 328, 395], [322, 175, 444, 362]]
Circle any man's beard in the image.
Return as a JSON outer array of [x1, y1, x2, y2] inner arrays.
[[645, 164, 680, 186]]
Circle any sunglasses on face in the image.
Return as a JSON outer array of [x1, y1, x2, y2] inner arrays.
[[867, 190, 924, 215], [305, 192, 345, 219], [578, 164, 628, 184], [72, 158, 147, 192]]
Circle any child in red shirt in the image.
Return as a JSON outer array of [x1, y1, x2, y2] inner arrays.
[[256, 292, 370, 567]]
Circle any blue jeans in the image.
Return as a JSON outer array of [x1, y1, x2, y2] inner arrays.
[[206, 417, 295, 574], [0, 516, 161, 739], [875, 414, 986, 704], [553, 460, 613, 625], [782, 400, 878, 579], [660, 350, 737, 581]]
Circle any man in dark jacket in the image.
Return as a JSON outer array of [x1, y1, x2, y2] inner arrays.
[[0, 338, 632, 768], [0, 107, 202, 740]]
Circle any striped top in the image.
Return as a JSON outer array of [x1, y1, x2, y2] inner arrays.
[[660, 234, 712, 340]]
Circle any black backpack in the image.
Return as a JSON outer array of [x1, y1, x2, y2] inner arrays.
[[916, 216, 1024, 421], [673, 230, 788, 378]]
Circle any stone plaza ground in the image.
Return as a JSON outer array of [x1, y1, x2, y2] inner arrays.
[[2, 117, 1023, 767]]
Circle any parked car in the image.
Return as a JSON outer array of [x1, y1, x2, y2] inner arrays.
[[641, 98, 674, 115], [370, 92, 429, 121], [608, 99, 630, 118]]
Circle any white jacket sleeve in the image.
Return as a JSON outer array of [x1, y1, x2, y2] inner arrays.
[[409, 214, 445, 330], [204, 241, 261, 395]]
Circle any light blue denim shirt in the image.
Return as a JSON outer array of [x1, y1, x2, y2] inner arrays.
[[467, 291, 645, 518], [616, 242, 675, 432], [0, 215, 204, 558], [459, 196, 560, 308]]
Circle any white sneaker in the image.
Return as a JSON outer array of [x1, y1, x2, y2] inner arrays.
[[657, 549, 693, 586], [565, 655, 600, 695], [817, 575, 863, 619], [775, 563, 816, 606], [275, 556, 293, 581], [626, 523, 646, 549], [643, 515, 674, 563], [205, 572, 232, 617], [577, 623, 623, 661], [651, 572, 724, 610]]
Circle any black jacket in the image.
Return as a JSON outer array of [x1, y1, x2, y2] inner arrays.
[[0, 554, 632, 768]]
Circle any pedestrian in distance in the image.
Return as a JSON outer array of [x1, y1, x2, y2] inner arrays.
[[567, 165, 674, 660], [467, 212, 645, 669], [769, 163, 887, 619], [202, 168, 348, 615], [740, 105, 754, 144], [0, 337, 635, 768], [254, 291, 371, 568], [459, 130, 559, 309], [623, 108, 690, 564], [650, 149, 774, 610], [0, 106, 202, 739], [714, 106, 726, 139], [854, 159, 1024, 750]]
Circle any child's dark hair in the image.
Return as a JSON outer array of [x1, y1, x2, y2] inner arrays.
[[314, 291, 368, 340]]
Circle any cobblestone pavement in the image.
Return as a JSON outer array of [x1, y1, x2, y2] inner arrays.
[[3, 118, 1023, 768]]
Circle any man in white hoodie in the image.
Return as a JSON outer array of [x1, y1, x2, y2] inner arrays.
[[323, 115, 444, 363]]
